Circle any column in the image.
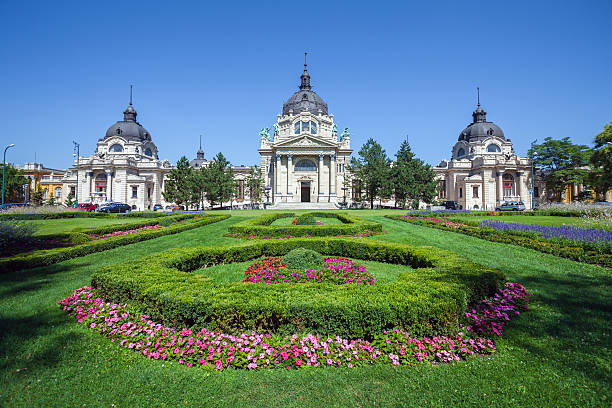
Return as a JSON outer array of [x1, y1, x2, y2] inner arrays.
[[318, 154, 324, 200], [329, 154, 336, 201], [497, 171, 503, 202], [106, 172, 112, 202], [287, 154, 293, 199], [516, 171, 523, 199], [275, 154, 281, 199], [84, 171, 92, 202]]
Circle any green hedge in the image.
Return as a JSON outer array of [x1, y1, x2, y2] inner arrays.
[[228, 212, 382, 237], [421, 209, 609, 218], [0, 215, 230, 273], [90, 238, 504, 339], [388, 215, 612, 267], [0, 211, 176, 221]]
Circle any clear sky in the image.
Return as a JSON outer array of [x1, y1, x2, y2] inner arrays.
[[1, 0, 611, 170]]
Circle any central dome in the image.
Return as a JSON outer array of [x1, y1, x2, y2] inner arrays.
[[458, 105, 505, 142], [282, 59, 328, 116], [104, 103, 152, 142]]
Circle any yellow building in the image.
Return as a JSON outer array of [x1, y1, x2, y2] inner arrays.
[[16, 162, 68, 202]]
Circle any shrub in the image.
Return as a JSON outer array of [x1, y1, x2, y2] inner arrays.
[[89, 238, 505, 339], [0, 220, 38, 256], [282, 248, 324, 270]]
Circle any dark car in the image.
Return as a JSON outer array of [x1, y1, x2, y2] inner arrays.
[[495, 201, 526, 211], [441, 200, 462, 210], [153, 204, 163, 211], [72, 202, 96, 212], [97, 202, 131, 213]]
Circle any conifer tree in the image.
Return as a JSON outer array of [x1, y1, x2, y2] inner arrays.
[[391, 141, 439, 209], [246, 166, 265, 203], [349, 138, 391, 209], [162, 156, 194, 208]]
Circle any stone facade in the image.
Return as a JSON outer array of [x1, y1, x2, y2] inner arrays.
[[259, 62, 352, 205], [433, 102, 533, 210]]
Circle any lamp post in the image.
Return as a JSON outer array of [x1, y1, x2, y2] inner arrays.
[[264, 187, 271, 209], [530, 139, 537, 210], [342, 186, 348, 207], [73, 141, 80, 204], [2, 143, 15, 206]]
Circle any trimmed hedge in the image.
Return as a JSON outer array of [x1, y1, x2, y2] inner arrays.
[[0, 215, 230, 273], [228, 212, 382, 237], [388, 215, 612, 267], [0, 211, 175, 221], [90, 238, 504, 339], [418, 209, 609, 218]]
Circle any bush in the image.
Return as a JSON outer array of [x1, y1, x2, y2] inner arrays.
[[282, 248, 324, 270], [0, 220, 38, 256], [229, 212, 382, 237], [89, 238, 504, 339], [0, 215, 230, 273]]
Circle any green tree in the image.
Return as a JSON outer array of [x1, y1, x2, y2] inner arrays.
[[588, 123, 612, 201], [391, 141, 439, 209], [162, 156, 195, 208], [528, 137, 592, 200], [202, 153, 236, 208], [31, 187, 44, 206], [64, 191, 75, 207], [246, 166, 265, 203], [1, 164, 28, 202], [349, 138, 391, 209], [46, 196, 56, 206]]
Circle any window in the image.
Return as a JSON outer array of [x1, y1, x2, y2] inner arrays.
[[472, 186, 479, 198], [438, 180, 447, 199], [109, 144, 124, 153], [116, 128, 122, 135], [457, 148, 466, 157], [294, 122, 300, 134], [301, 121, 309, 133], [55, 187, 62, 199], [70, 186, 76, 196], [43, 189, 48, 199], [503, 173, 515, 197], [132, 186, 138, 198], [144, 148, 152, 156], [459, 187, 463, 198], [310, 121, 317, 134], [534, 187, 539, 197], [147, 188, 151, 199], [95, 173, 107, 193], [487, 144, 501, 153], [294, 159, 317, 171]]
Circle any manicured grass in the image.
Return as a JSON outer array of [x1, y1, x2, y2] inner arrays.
[[0, 212, 609, 407], [29, 217, 141, 236], [194, 258, 411, 284], [450, 214, 612, 230]]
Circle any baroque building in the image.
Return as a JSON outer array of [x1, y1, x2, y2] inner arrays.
[[433, 97, 533, 210], [62, 97, 172, 210], [259, 58, 352, 206]]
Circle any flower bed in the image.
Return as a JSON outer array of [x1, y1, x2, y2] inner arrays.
[[243, 256, 376, 285], [223, 229, 386, 240], [88, 225, 162, 240], [57, 282, 528, 370], [401, 216, 469, 229]]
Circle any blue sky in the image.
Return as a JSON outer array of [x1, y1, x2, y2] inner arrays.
[[1, 0, 611, 169]]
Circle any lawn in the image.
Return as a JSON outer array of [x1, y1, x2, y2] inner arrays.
[[0, 212, 609, 407], [450, 214, 612, 230], [271, 216, 344, 225], [29, 216, 144, 236]]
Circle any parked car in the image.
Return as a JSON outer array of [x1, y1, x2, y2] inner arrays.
[[153, 204, 163, 211], [440, 200, 462, 210], [165, 205, 184, 211], [495, 201, 525, 211], [72, 202, 96, 212], [97, 202, 131, 213]]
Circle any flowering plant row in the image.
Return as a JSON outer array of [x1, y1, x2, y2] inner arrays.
[[223, 230, 387, 240], [400, 216, 469, 229], [88, 225, 162, 240], [242, 256, 376, 285], [57, 282, 528, 370]]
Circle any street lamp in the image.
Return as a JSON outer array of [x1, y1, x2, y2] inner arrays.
[[73, 141, 80, 204], [342, 186, 348, 207], [2, 143, 15, 206], [530, 139, 537, 210]]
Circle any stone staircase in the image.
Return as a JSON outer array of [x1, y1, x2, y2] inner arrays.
[[269, 202, 339, 210]]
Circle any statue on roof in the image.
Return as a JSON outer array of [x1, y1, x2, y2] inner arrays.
[[340, 128, 351, 141], [273, 123, 279, 137], [332, 124, 338, 136], [259, 127, 270, 140]]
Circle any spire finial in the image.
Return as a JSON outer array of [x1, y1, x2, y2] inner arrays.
[[129, 84, 133, 106], [199, 134, 202, 150], [477, 86, 480, 107], [304, 52, 308, 70]]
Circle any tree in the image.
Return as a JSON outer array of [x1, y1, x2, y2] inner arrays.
[[348, 138, 391, 209], [391, 141, 439, 209], [0, 164, 28, 202], [64, 191, 75, 207], [162, 156, 195, 208], [588, 123, 612, 201], [46, 196, 56, 206], [246, 166, 265, 203], [528, 137, 592, 200], [31, 187, 44, 206], [202, 153, 236, 208]]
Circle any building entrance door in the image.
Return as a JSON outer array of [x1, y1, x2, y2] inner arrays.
[[301, 182, 310, 202]]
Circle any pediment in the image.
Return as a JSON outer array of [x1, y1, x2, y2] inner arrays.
[[274, 135, 338, 148]]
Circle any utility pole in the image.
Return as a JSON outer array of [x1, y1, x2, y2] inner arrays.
[[530, 139, 537, 210], [2, 144, 15, 206]]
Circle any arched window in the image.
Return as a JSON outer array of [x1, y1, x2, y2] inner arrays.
[[310, 121, 317, 134], [95, 173, 107, 193], [109, 144, 124, 153], [457, 148, 466, 157], [294, 122, 301, 134], [301, 121, 310, 133], [294, 159, 317, 171], [144, 148, 152, 156], [487, 144, 501, 152], [503, 173, 515, 197], [54, 187, 62, 199]]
